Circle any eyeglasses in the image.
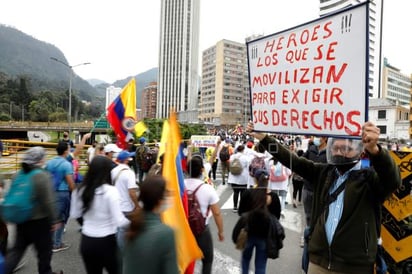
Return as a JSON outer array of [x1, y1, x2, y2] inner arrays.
[[331, 145, 354, 155]]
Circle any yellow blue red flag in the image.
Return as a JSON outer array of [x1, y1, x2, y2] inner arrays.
[[161, 112, 202, 273], [106, 78, 136, 149]]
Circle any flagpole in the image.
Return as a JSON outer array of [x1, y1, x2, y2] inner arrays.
[[90, 112, 107, 133]]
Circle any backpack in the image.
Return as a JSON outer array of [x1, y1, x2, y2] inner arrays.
[[0, 169, 42, 224], [135, 145, 147, 165], [140, 149, 156, 172], [187, 183, 209, 236], [266, 215, 285, 259], [249, 156, 266, 177], [219, 146, 230, 162], [269, 163, 288, 182], [230, 157, 243, 175]]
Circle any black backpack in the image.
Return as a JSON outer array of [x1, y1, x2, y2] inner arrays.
[[219, 146, 230, 162]]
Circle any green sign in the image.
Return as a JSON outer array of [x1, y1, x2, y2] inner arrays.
[[94, 119, 109, 128]]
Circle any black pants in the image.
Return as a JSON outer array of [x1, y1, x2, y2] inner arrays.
[[208, 160, 218, 181], [232, 184, 247, 209], [5, 218, 53, 274], [195, 226, 214, 274], [80, 234, 119, 274], [292, 179, 304, 202]]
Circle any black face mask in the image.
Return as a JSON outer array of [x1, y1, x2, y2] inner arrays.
[[63, 135, 68, 138], [332, 155, 357, 174]]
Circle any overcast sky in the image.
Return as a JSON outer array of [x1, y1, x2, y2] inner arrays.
[[0, 0, 410, 84]]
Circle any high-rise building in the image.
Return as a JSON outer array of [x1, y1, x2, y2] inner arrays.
[[105, 86, 121, 111], [319, 0, 383, 98], [157, 0, 200, 120], [381, 58, 411, 106], [199, 39, 250, 127], [141, 82, 158, 119]]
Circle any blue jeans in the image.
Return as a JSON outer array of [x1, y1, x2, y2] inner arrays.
[[242, 235, 268, 274], [53, 191, 71, 247]]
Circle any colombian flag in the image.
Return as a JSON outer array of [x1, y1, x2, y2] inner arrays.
[[161, 112, 202, 274], [106, 78, 136, 149]]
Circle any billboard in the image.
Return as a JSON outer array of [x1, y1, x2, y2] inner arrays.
[[247, 3, 368, 137]]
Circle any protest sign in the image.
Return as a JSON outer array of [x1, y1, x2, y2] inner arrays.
[[190, 135, 220, 147], [247, 2, 368, 137]]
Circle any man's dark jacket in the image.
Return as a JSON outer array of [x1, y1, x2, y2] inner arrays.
[[302, 144, 327, 191], [260, 135, 400, 273]]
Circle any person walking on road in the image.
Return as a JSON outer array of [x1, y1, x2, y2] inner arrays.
[[5, 147, 61, 274], [185, 156, 224, 274], [247, 121, 401, 274], [45, 141, 75, 253], [70, 156, 130, 274]]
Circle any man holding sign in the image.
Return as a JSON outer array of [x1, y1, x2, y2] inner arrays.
[[246, 121, 400, 274]]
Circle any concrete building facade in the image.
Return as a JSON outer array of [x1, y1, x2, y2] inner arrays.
[[319, 0, 383, 99], [198, 39, 250, 127], [141, 82, 157, 119], [381, 58, 412, 106]]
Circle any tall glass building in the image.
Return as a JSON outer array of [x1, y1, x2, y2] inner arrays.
[[157, 0, 200, 120]]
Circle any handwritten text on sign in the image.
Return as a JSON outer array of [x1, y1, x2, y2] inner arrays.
[[247, 3, 368, 137]]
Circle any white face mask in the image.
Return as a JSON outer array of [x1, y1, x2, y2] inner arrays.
[[313, 137, 321, 147]]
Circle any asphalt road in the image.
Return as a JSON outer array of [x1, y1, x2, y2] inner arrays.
[[6, 177, 305, 274]]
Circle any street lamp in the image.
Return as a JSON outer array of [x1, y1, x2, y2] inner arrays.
[[50, 57, 90, 134]]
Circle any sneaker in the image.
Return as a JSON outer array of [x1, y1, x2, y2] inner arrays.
[[52, 271, 64, 274], [52, 243, 70, 253], [233, 208, 238, 213]]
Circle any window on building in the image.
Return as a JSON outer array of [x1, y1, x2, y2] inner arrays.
[[377, 110, 386, 119], [377, 125, 386, 134]]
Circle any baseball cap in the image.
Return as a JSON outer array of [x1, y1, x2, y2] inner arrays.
[[117, 150, 135, 161], [23, 146, 46, 165], [253, 168, 269, 180], [104, 143, 122, 153], [139, 137, 146, 144]]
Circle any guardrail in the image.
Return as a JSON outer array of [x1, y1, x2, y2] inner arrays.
[[1, 139, 90, 180]]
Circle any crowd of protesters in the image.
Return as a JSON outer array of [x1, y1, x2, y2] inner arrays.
[[0, 120, 401, 274]]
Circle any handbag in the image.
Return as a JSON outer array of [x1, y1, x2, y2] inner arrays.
[[235, 227, 248, 250]]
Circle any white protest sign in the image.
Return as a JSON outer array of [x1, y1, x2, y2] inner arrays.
[[247, 3, 368, 137], [190, 135, 220, 147]]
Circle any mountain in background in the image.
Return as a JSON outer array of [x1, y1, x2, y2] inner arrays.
[[0, 24, 158, 109], [87, 79, 108, 87], [0, 24, 102, 102]]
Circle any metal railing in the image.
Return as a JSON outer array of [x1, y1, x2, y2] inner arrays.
[[1, 139, 90, 179]]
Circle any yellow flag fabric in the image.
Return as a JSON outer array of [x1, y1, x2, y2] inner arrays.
[[156, 120, 169, 162], [161, 112, 203, 273], [106, 78, 136, 149], [134, 120, 148, 137]]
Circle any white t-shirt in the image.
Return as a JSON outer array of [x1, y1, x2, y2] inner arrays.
[[87, 147, 95, 163], [111, 164, 137, 212], [70, 184, 130, 238], [184, 178, 219, 225]]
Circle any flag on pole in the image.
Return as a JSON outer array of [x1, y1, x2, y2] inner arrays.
[[134, 120, 148, 137], [161, 112, 202, 273], [106, 78, 136, 149]]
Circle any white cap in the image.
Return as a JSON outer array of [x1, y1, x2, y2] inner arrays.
[[104, 143, 122, 153]]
